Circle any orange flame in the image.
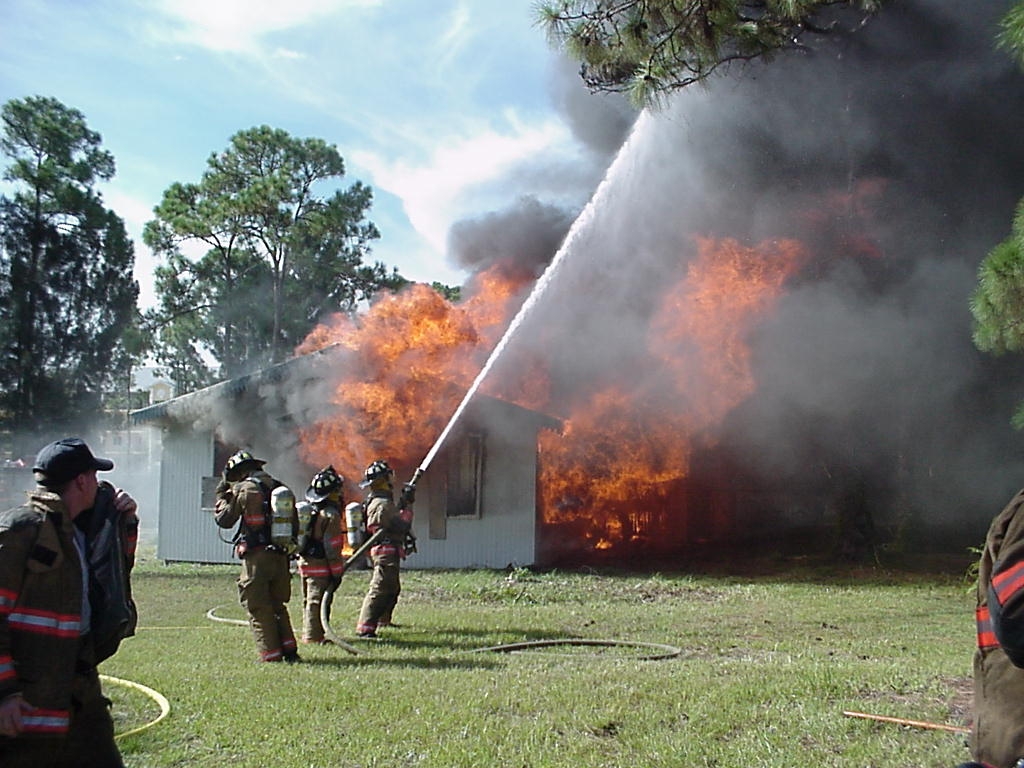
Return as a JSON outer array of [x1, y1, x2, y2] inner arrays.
[[536, 237, 806, 548], [295, 265, 530, 487], [296, 238, 806, 555]]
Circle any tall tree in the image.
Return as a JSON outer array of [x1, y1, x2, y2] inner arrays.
[[537, 0, 884, 107], [972, 2, 1024, 427], [0, 95, 138, 436], [144, 125, 401, 382]]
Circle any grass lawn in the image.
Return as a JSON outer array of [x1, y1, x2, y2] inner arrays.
[[102, 550, 978, 768]]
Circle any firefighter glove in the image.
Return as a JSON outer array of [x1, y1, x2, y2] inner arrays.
[[388, 516, 412, 536], [400, 482, 416, 506]]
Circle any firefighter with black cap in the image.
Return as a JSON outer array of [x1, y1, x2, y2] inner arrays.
[[0, 437, 138, 768], [959, 487, 1024, 768], [213, 450, 300, 663], [355, 459, 414, 639], [296, 465, 346, 644]]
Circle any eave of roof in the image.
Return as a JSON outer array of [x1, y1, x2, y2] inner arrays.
[[130, 342, 562, 432], [129, 343, 344, 427]]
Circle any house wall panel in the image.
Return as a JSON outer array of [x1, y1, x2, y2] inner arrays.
[[406, 415, 537, 569], [156, 428, 234, 564]]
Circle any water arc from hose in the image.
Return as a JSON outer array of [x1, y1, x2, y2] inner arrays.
[[415, 110, 654, 477]]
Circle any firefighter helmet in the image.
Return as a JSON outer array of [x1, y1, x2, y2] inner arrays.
[[225, 449, 265, 475], [360, 459, 393, 488], [306, 465, 344, 503]]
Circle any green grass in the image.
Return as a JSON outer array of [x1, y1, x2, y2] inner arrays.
[[102, 550, 978, 767]]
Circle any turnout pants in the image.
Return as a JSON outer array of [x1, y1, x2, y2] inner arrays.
[[300, 573, 331, 643], [357, 546, 401, 635], [238, 548, 297, 661]]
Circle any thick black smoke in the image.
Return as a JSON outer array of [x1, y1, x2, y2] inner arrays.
[[448, 196, 574, 278], [486, 0, 1024, 549]]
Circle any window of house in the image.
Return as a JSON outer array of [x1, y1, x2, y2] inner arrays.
[[446, 431, 484, 518]]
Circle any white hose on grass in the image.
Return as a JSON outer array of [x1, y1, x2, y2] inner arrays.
[[204, 605, 249, 626]]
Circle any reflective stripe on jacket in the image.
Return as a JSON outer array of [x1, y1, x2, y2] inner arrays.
[[0, 491, 84, 736], [973, 488, 1024, 765], [298, 503, 345, 579]]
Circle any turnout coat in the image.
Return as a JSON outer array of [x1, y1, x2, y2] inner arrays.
[[973, 487, 1024, 766], [0, 491, 87, 737], [0, 484, 137, 739]]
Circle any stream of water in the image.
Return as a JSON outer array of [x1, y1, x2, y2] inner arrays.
[[416, 109, 656, 476]]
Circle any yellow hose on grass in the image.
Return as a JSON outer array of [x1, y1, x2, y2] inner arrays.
[[99, 674, 170, 740]]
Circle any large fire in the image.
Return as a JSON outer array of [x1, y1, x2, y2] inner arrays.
[[538, 237, 806, 553], [294, 271, 530, 482], [296, 235, 806, 559]]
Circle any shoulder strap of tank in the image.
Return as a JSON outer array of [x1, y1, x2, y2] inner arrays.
[[306, 505, 321, 536], [248, 474, 278, 524]]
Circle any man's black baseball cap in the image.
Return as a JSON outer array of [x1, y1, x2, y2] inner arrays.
[[33, 438, 114, 486]]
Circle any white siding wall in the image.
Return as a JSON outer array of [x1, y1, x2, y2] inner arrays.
[[406, 424, 536, 569], [149, 396, 549, 568], [156, 428, 234, 564]]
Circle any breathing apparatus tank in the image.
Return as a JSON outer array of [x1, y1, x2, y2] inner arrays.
[[344, 501, 364, 548], [270, 485, 298, 553], [296, 500, 314, 554]]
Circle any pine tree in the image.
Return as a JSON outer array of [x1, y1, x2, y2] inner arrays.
[[0, 96, 138, 436]]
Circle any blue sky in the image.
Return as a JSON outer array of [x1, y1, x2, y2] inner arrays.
[[0, 0, 624, 308]]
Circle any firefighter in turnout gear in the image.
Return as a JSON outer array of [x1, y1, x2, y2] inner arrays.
[[964, 487, 1024, 767], [355, 460, 414, 638], [0, 438, 138, 768], [296, 466, 346, 644], [214, 450, 300, 663]]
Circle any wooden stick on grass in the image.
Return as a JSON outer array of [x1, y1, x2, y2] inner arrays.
[[842, 710, 969, 734]]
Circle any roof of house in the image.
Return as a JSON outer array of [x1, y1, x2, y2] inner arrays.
[[130, 343, 561, 434]]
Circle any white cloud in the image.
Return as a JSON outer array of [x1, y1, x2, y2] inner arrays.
[[436, 2, 472, 63], [103, 188, 161, 308], [150, 0, 382, 54], [353, 115, 570, 256]]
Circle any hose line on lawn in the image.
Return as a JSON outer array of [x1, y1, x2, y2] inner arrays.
[[841, 709, 969, 734], [204, 605, 682, 659], [99, 674, 171, 740], [205, 605, 249, 626], [205, 602, 361, 654], [468, 638, 684, 660]]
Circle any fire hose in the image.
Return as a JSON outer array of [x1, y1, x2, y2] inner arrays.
[[99, 674, 171, 740], [204, 504, 411, 650], [320, 527, 388, 654], [203, 531, 387, 650], [468, 638, 683, 660]]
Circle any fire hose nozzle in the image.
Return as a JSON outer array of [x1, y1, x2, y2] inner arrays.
[[400, 468, 424, 507]]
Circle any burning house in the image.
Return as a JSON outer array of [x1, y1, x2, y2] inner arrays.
[[137, 0, 1024, 568], [130, 341, 560, 567]]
